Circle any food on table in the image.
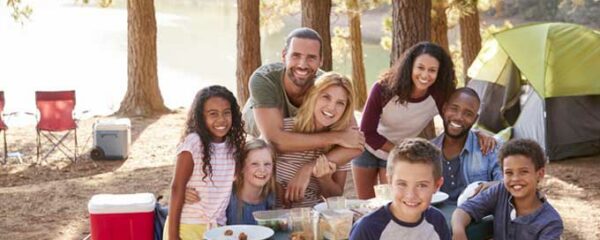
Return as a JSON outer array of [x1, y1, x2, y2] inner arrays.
[[320, 209, 354, 240], [224, 229, 233, 236], [290, 231, 308, 240], [238, 232, 247, 240], [253, 209, 291, 231]]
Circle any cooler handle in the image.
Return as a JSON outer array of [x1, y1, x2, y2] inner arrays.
[[100, 133, 118, 138]]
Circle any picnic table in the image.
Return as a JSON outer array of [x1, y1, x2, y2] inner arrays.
[[271, 201, 493, 240]]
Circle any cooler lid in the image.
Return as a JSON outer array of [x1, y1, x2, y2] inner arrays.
[[94, 118, 131, 131], [88, 193, 155, 214]]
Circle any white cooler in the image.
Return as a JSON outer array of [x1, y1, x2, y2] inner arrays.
[[88, 193, 156, 240], [91, 118, 131, 160]]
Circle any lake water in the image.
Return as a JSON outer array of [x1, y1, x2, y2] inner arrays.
[[0, 0, 389, 125]]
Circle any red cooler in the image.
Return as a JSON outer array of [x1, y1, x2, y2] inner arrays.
[[88, 193, 156, 240]]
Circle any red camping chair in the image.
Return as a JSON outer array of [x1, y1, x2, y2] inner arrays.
[[35, 91, 78, 162], [0, 91, 7, 163]]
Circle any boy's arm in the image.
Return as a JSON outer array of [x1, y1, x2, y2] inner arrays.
[[538, 220, 564, 240], [451, 208, 472, 240], [254, 107, 365, 152], [458, 182, 500, 220], [168, 152, 194, 240]]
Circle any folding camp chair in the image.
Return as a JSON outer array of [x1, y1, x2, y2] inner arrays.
[[35, 90, 78, 162], [0, 91, 7, 163]]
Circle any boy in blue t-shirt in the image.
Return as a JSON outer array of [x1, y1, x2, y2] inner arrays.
[[350, 138, 451, 240], [452, 139, 563, 240]]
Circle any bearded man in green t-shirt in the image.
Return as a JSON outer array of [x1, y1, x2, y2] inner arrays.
[[241, 27, 365, 204]]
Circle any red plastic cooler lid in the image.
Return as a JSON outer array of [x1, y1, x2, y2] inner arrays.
[[88, 193, 155, 214]]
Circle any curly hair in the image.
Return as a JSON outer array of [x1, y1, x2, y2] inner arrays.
[[386, 138, 442, 180], [182, 85, 246, 182], [379, 42, 456, 105], [498, 139, 547, 171]]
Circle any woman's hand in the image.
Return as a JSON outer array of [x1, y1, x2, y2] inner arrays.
[[285, 164, 313, 203], [336, 127, 365, 150], [184, 187, 200, 204], [312, 155, 336, 178], [476, 131, 497, 155]]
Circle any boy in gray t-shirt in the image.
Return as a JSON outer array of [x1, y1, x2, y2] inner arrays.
[[451, 139, 563, 240], [350, 139, 451, 240]]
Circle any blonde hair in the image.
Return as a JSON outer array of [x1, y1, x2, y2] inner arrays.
[[234, 138, 277, 200], [294, 72, 355, 134]]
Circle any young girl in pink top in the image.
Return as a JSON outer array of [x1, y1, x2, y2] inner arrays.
[[165, 85, 245, 240]]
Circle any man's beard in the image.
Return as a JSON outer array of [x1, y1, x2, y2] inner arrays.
[[287, 67, 315, 88]]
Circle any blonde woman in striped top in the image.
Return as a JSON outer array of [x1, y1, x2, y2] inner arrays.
[[277, 72, 359, 208]]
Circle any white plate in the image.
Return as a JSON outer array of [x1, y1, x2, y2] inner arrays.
[[313, 199, 368, 212], [204, 225, 274, 240], [431, 191, 449, 205]]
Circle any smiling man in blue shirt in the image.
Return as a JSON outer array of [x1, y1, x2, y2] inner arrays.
[[430, 88, 502, 203]]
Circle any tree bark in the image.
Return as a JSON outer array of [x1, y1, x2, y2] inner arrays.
[[301, 0, 332, 71], [392, 0, 435, 138], [236, 0, 261, 106], [391, 0, 431, 65], [459, 0, 482, 84], [118, 0, 169, 117], [431, 0, 449, 53], [347, 0, 367, 110]]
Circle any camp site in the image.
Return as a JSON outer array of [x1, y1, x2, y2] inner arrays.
[[1, 1, 599, 240]]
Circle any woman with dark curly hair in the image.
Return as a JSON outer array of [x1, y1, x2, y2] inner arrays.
[[353, 42, 457, 200], [165, 85, 245, 240]]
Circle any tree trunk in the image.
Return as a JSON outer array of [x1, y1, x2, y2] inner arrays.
[[494, 0, 503, 17], [301, 0, 332, 71], [118, 0, 169, 117], [391, 0, 431, 65], [431, 0, 449, 53], [236, 0, 261, 106], [347, 0, 367, 110], [392, 0, 434, 138], [459, 0, 481, 84]]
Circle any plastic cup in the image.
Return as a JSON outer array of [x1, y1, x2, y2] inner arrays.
[[290, 208, 314, 239], [326, 196, 347, 210], [320, 209, 354, 240], [374, 184, 392, 201]]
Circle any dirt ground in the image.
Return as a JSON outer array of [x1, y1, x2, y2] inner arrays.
[[1, 110, 599, 240]]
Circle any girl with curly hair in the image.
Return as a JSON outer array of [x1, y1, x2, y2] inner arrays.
[[166, 85, 245, 240]]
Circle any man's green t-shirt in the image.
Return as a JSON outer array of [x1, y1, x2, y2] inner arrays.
[[242, 62, 322, 137]]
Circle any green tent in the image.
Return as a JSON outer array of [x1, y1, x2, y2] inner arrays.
[[467, 22, 600, 160]]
